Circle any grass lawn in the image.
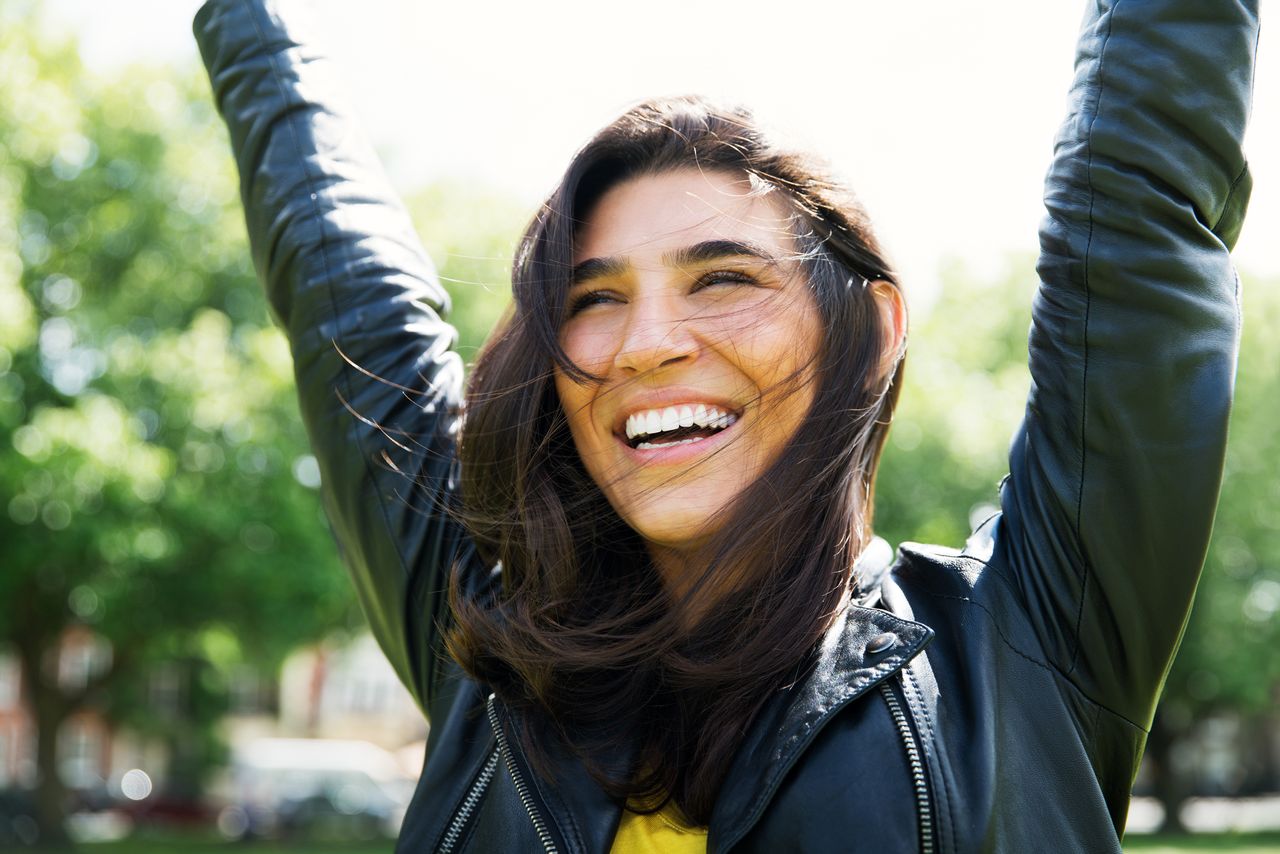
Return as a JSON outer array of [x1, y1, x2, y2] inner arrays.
[[1124, 833, 1280, 853], [79, 831, 1280, 853], [82, 828, 393, 854], [85, 841, 391, 854]]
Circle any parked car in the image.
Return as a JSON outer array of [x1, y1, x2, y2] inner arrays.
[[212, 738, 415, 841], [0, 789, 39, 848]]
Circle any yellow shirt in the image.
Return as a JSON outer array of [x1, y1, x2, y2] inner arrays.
[[610, 802, 708, 854]]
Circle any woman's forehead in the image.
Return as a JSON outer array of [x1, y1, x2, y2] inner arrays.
[[573, 168, 798, 267]]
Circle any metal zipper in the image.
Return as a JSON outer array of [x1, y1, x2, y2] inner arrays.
[[486, 693, 560, 854], [437, 748, 500, 853], [879, 680, 935, 854]]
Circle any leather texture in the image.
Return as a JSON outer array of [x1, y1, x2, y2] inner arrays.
[[195, 0, 1260, 850]]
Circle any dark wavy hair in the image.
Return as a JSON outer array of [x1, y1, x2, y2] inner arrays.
[[446, 95, 905, 824]]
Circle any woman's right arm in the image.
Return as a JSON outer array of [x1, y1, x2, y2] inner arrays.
[[195, 0, 478, 717]]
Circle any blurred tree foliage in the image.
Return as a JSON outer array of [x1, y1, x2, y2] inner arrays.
[[0, 7, 522, 846], [0, 6, 352, 845], [876, 256, 1037, 549], [877, 257, 1280, 831], [406, 180, 526, 362]]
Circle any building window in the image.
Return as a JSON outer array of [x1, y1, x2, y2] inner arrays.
[[58, 719, 104, 789], [229, 665, 267, 715], [150, 662, 184, 718], [0, 728, 11, 787], [58, 633, 112, 693], [0, 653, 19, 710]]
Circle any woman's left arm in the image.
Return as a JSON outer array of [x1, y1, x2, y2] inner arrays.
[[1000, 0, 1260, 728]]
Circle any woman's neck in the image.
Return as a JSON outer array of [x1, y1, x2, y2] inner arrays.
[[648, 542, 730, 628]]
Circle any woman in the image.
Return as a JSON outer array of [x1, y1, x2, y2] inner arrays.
[[195, 0, 1259, 851]]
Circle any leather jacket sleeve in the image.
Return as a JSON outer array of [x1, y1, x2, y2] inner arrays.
[[195, 0, 477, 716], [1001, 0, 1258, 728]]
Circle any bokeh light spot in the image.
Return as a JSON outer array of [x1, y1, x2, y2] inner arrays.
[[1243, 579, 1280, 623], [292, 455, 321, 489], [41, 275, 82, 311], [41, 499, 72, 531], [120, 769, 153, 801], [13, 425, 50, 460], [240, 522, 277, 554], [8, 495, 38, 525], [69, 585, 100, 619], [134, 527, 171, 561]]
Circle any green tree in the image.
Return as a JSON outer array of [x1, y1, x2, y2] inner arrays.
[[0, 10, 358, 846], [406, 180, 523, 362], [876, 256, 1036, 550], [0, 10, 522, 844], [877, 259, 1280, 834]]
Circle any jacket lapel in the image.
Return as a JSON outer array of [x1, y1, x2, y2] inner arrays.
[[493, 698, 631, 854], [707, 544, 934, 852]]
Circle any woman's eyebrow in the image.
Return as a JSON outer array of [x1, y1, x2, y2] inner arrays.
[[569, 255, 630, 287], [570, 239, 780, 286], [664, 239, 780, 269]]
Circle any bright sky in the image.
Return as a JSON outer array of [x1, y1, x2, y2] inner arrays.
[[45, 0, 1280, 299]]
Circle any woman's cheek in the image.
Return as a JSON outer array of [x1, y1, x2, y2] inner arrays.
[[560, 319, 617, 376]]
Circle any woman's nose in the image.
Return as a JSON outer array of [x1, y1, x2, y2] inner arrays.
[[614, 294, 697, 375]]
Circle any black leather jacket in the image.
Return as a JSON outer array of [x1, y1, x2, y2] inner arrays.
[[195, 0, 1258, 851]]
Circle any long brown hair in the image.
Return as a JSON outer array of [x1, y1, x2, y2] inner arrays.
[[446, 95, 904, 823]]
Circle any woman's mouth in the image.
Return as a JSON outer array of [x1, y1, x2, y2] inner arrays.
[[622, 404, 740, 450]]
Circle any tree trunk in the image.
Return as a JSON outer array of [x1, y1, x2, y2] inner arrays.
[[1147, 709, 1189, 835], [16, 637, 75, 850]]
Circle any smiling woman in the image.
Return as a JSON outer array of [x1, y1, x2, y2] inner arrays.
[[450, 102, 909, 821], [194, 0, 1260, 851]]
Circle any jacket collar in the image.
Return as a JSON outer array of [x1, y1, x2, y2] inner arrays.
[[851, 535, 896, 607], [707, 539, 934, 852], [494, 539, 932, 854]]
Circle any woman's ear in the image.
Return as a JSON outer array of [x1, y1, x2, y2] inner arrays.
[[868, 279, 907, 380]]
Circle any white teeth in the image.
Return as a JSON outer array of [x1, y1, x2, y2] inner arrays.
[[623, 403, 741, 442], [637, 436, 706, 450]]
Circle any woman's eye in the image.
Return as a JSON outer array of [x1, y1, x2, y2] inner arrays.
[[567, 290, 619, 316], [692, 269, 756, 291]]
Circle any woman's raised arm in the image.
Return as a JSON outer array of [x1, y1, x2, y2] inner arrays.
[[1001, 0, 1259, 727], [195, 0, 478, 717]]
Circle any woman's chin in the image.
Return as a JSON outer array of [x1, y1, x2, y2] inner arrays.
[[621, 502, 723, 551]]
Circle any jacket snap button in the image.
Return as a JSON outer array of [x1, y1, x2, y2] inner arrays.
[[867, 632, 896, 654]]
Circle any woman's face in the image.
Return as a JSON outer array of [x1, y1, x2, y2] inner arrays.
[[555, 168, 823, 564]]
